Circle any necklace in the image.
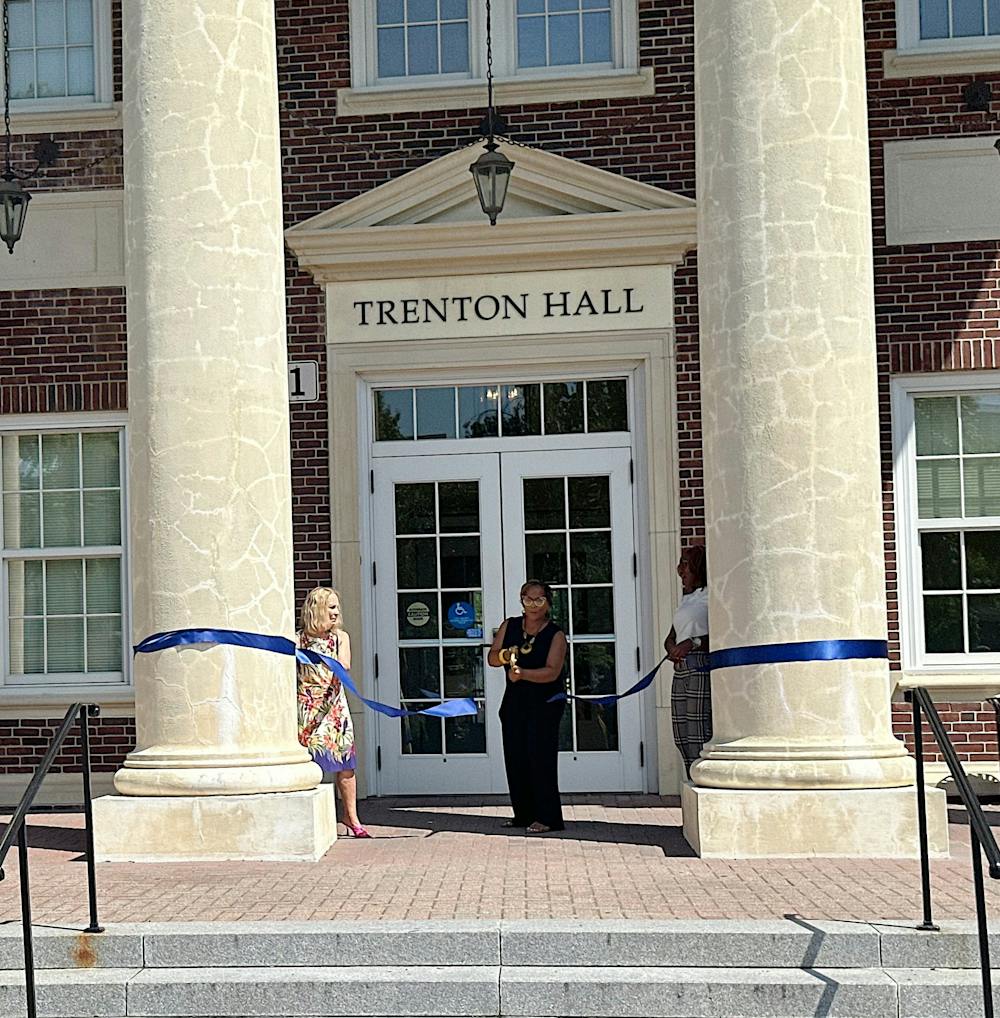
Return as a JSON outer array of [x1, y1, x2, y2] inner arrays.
[[519, 619, 548, 655]]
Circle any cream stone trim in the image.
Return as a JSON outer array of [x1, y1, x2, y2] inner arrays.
[[883, 46, 1000, 79], [895, 674, 1000, 702], [0, 771, 117, 808], [0, 692, 134, 720], [336, 67, 655, 116], [10, 102, 122, 136]]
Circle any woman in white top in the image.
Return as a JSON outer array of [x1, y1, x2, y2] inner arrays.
[[664, 545, 710, 777]]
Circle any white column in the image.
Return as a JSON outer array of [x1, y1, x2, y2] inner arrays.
[[93, 0, 335, 861], [683, 1, 947, 857]]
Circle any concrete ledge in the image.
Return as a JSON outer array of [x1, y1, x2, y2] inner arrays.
[[0, 926, 141, 971], [682, 783, 950, 859], [142, 920, 500, 967], [92, 786, 337, 862], [126, 966, 500, 1017], [500, 918, 880, 968], [877, 921, 1000, 969], [891, 967, 1000, 1018], [0, 967, 133, 1018], [500, 965, 897, 1017]]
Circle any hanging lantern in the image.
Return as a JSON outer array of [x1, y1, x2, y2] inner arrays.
[[470, 143, 514, 227], [0, 173, 30, 254]]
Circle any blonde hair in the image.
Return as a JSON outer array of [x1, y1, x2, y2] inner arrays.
[[299, 586, 343, 637]]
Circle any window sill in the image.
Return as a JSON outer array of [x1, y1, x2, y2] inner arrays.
[[882, 47, 1000, 80], [895, 671, 1000, 701], [10, 102, 122, 136], [0, 686, 134, 719], [337, 67, 654, 117]]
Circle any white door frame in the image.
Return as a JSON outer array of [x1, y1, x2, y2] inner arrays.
[[326, 330, 685, 798]]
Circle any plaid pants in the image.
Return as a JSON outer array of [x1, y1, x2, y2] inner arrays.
[[670, 651, 712, 776]]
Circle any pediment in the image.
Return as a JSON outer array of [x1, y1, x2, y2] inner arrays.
[[285, 140, 697, 281]]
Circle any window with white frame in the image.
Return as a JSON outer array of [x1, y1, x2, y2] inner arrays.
[[897, 0, 1000, 51], [354, 0, 636, 88], [1, 427, 127, 689], [895, 379, 1000, 667], [7, 0, 113, 108]]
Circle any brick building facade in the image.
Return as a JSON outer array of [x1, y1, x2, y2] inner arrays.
[[1, 0, 998, 797]]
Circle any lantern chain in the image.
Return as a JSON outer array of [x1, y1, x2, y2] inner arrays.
[[485, 0, 495, 142], [3, 0, 12, 177]]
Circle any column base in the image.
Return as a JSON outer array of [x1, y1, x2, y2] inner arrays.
[[92, 786, 337, 862], [681, 782, 949, 859]]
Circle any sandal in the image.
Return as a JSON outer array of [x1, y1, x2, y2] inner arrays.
[[526, 822, 552, 834], [343, 822, 373, 838]]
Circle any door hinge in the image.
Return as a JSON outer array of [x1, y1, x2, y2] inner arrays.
[[374, 653, 379, 679], [377, 746, 382, 771], [639, 740, 645, 767], [632, 553, 637, 578], [636, 646, 641, 671], [629, 459, 634, 484], [372, 560, 377, 586], [370, 469, 374, 494]]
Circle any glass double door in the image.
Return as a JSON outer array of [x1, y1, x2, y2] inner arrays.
[[372, 448, 641, 795]]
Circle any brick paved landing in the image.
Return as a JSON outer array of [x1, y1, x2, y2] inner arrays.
[[1, 795, 998, 924]]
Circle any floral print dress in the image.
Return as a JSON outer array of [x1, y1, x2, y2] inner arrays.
[[296, 630, 357, 772]]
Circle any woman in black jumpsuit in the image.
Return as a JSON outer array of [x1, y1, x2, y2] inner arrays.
[[488, 580, 569, 833]]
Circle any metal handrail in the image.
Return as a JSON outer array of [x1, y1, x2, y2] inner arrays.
[[908, 686, 1000, 1018], [0, 702, 104, 1018]]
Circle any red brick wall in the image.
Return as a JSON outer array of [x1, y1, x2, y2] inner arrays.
[[0, 717, 134, 775]]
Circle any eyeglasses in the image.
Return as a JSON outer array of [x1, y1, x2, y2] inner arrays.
[[521, 596, 548, 608]]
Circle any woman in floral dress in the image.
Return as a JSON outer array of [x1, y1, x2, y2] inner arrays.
[[297, 586, 371, 837]]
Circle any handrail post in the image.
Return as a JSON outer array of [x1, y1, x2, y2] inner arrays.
[[910, 691, 939, 931], [18, 824, 37, 1018], [971, 825, 995, 1018], [78, 704, 104, 934]]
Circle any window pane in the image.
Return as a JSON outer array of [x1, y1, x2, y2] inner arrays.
[[570, 531, 612, 583], [82, 432, 120, 488], [964, 457, 1000, 517], [377, 0, 404, 23], [915, 397, 959, 455], [439, 536, 480, 587], [576, 699, 618, 750], [399, 646, 440, 699], [83, 490, 121, 545], [408, 24, 439, 75], [917, 459, 961, 518], [923, 594, 964, 652], [85, 557, 121, 613], [525, 532, 567, 583], [416, 387, 456, 439], [36, 47, 68, 97], [48, 616, 85, 672], [36, 0, 66, 45], [441, 0, 467, 18], [375, 389, 414, 440], [9, 1, 33, 47], [586, 379, 627, 432], [440, 22, 470, 74], [67, 0, 93, 43], [969, 595, 1000, 652], [42, 433, 79, 489], [87, 615, 122, 671], [9, 617, 45, 674], [401, 712, 442, 754], [518, 0, 545, 12], [442, 590, 481, 638], [1, 434, 40, 491], [396, 537, 437, 588], [524, 477, 565, 530], [568, 476, 610, 529], [544, 382, 584, 434], [443, 645, 484, 697], [67, 45, 94, 95], [47, 559, 84, 615], [921, 531, 962, 590], [961, 393, 1000, 454], [445, 711, 486, 754], [459, 386, 498, 438], [3, 494, 41, 548], [517, 17, 546, 67], [8, 560, 44, 617], [398, 592, 439, 639], [582, 11, 611, 62], [42, 491, 81, 546], [550, 13, 581, 64], [571, 586, 614, 636], [501, 384, 541, 437], [953, 0, 986, 35], [395, 483, 435, 534], [9, 50, 35, 99], [990, 0, 1000, 33], [550, 587, 569, 630], [439, 480, 478, 532], [407, 0, 437, 20], [377, 26, 406, 77], [920, 0, 951, 38], [966, 531, 1000, 589]]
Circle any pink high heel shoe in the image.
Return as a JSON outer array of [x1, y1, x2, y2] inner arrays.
[[343, 821, 373, 838]]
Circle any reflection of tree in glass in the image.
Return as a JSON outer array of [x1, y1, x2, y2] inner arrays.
[[924, 596, 963, 653], [586, 379, 628, 432], [464, 409, 498, 438], [376, 399, 406, 441]]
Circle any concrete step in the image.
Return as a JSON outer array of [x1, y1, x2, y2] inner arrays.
[[5, 918, 999, 971], [1, 964, 998, 1018]]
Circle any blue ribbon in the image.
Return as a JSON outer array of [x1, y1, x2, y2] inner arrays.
[[709, 638, 889, 673], [133, 628, 479, 719], [548, 654, 671, 707]]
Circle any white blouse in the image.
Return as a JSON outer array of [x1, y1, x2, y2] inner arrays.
[[671, 586, 708, 643]]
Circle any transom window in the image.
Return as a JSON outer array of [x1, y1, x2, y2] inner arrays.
[[1, 428, 126, 687], [898, 0, 1000, 50], [374, 378, 628, 442], [897, 384, 1000, 665], [350, 0, 636, 87], [7, 0, 111, 107]]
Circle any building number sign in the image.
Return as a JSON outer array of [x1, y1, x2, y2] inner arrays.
[[288, 361, 319, 403]]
